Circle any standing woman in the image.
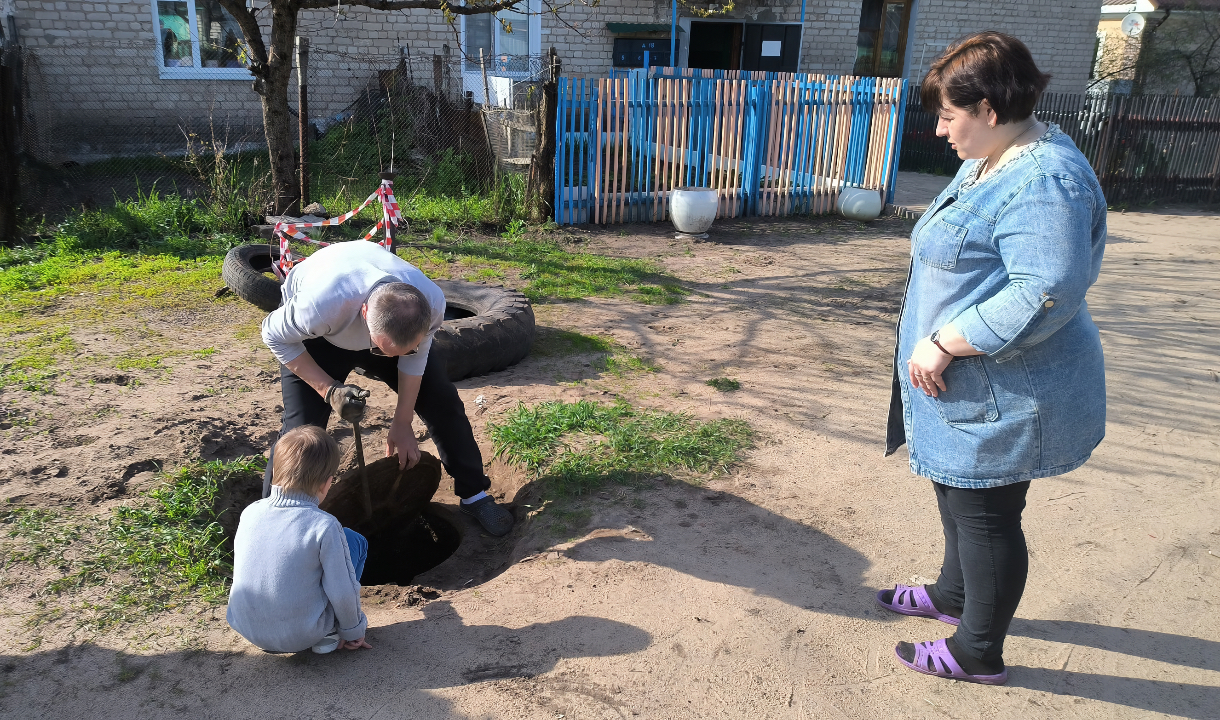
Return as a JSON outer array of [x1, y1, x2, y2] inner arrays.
[[877, 32, 1107, 685]]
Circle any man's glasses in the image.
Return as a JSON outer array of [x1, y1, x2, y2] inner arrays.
[[369, 343, 418, 357]]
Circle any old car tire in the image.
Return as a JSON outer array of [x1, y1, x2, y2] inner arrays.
[[222, 243, 284, 313], [433, 280, 535, 382], [221, 245, 535, 380]]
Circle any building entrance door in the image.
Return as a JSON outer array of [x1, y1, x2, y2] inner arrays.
[[741, 23, 801, 72], [688, 22, 742, 70]]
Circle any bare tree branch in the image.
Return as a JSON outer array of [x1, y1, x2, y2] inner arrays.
[[215, 0, 270, 72]]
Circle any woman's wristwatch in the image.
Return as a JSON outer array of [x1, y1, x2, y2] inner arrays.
[[930, 330, 955, 357]]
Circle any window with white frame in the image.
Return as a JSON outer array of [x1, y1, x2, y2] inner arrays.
[[152, 0, 250, 79], [461, 0, 540, 74]]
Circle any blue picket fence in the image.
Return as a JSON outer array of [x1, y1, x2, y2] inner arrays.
[[554, 68, 907, 225]]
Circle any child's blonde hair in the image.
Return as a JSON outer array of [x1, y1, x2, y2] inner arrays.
[[272, 425, 341, 496]]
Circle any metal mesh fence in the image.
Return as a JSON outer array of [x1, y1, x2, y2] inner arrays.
[[15, 37, 543, 225]]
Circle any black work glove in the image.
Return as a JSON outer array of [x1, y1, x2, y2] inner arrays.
[[325, 383, 371, 423]]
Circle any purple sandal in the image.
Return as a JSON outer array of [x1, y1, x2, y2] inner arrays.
[[894, 639, 1008, 685], [876, 584, 960, 626]]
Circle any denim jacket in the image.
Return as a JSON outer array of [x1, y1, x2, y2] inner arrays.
[[886, 124, 1107, 488]]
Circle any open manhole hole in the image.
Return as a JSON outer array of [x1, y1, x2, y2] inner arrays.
[[361, 509, 460, 585], [443, 304, 477, 321], [320, 453, 459, 586]]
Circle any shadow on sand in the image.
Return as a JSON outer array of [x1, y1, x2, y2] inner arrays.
[[0, 601, 650, 718], [553, 481, 1219, 718]]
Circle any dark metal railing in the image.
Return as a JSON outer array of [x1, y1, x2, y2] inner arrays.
[[899, 87, 1220, 206]]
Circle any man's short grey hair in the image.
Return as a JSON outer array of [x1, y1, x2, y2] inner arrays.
[[367, 282, 432, 347]]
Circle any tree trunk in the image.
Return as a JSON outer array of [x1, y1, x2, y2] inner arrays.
[[260, 1, 300, 215], [526, 49, 559, 224]]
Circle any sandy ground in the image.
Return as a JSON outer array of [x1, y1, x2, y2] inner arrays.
[[0, 190, 1217, 718]]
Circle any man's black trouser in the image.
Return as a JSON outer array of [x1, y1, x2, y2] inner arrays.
[[262, 337, 492, 500], [931, 480, 1031, 666]]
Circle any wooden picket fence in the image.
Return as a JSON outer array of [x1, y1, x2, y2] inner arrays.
[[553, 68, 907, 225]]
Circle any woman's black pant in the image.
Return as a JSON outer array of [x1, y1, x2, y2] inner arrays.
[[262, 338, 492, 500], [931, 480, 1031, 666]]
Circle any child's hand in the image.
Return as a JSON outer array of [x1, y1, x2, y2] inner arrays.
[[342, 637, 373, 650]]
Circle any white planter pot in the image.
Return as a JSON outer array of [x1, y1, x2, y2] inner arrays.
[[838, 186, 884, 221], [670, 187, 718, 235]]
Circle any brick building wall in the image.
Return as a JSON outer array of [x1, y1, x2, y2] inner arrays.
[[539, 0, 1097, 89], [906, 0, 1101, 92], [14, 1, 459, 160], [543, 0, 860, 77], [13, 0, 1099, 160]]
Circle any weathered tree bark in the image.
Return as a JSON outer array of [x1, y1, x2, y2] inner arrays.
[[259, 1, 301, 214], [526, 49, 559, 224]]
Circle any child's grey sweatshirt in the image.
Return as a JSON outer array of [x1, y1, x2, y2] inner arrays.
[[226, 486, 367, 652]]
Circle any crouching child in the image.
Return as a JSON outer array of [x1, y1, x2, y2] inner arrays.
[[227, 425, 372, 654]]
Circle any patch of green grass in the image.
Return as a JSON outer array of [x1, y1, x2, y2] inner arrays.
[[531, 329, 655, 377], [0, 194, 250, 392], [0, 328, 76, 391], [1, 457, 264, 631], [114, 354, 166, 371], [0, 249, 228, 391], [533, 329, 614, 357], [489, 400, 753, 498], [1, 509, 82, 564], [706, 377, 741, 392], [465, 267, 507, 282], [501, 218, 528, 242], [634, 283, 690, 305], [601, 353, 658, 376], [45, 188, 236, 258], [97, 458, 257, 603], [413, 235, 686, 304]]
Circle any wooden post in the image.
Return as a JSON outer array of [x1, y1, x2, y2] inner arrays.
[[480, 48, 491, 107], [296, 36, 310, 209], [432, 52, 443, 97], [527, 48, 560, 224]]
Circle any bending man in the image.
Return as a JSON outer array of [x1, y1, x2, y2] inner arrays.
[[260, 239, 514, 536]]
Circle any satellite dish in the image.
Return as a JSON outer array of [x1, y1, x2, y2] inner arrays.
[[1121, 13, 1146, 37]]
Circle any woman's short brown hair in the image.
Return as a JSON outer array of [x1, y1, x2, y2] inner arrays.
[[272, 425, 341, 496], [921, 32, 1051, 124]]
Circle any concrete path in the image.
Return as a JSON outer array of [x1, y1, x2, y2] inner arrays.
[[891, 171, 952, 216]]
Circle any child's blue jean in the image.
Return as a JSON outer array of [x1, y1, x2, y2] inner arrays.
[[343, 528, 367, 581]]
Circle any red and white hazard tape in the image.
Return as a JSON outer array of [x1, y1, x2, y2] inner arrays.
[[273, 178, 405, 278]]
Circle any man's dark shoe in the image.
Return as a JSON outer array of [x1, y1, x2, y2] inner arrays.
[[460, 496, 514, 536]]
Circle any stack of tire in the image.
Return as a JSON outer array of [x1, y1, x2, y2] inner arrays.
[[222, 244, 535, 381]]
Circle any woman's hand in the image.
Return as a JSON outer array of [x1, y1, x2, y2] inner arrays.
[[908, 337, 954, 398], [342, 637, 373, 650]]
